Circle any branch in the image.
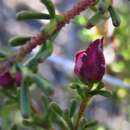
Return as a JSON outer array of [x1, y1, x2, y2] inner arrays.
[[74, 97, 90, 130], [0, 0, 96, 73]]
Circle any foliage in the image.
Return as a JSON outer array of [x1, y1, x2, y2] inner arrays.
[[0, 0, 123, 130]]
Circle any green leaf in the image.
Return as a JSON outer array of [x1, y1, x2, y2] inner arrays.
[[55, 114, 70, 129], [53, 113, 70, 129], [25, 58, 38, 73], [74, 16, 87, 26], [50, 102, 63, 116], [20, 79, 30, 118], [69, 99, 77, 118], [11, 124, 18, 130], [98, 90, 112, 97], [16, 11, 51, 21], [108, 5, 121, 27], [96, 82, 104, 90], [55, 15, 64, 23], [41, 94, 49, 112], [64, 110, 73, 130], [20, 66, 53, 95], [84, 121, 98, 128], [86, 12, 103, 29], [40, 0, 55, 18], [70, 83, 86, 99], [28, 73, 53, 95], [90, 6, 98, 12], [0, 51, 7, 61], [42, 19, 57, 37], [49, 102, 70, 129], [90, 90, 112, 97], [75, 85, 86, 99], [35, 39, 53, 61], [0, 51, 7, 58], [22, 120, 35, 127], [9, 36, 31, 47], [25, 39, 53, 72], [80, 117, 87, 130], [49, 103, 71, 129]]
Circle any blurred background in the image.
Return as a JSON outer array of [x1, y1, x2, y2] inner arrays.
[[0, 0, 130, 130]]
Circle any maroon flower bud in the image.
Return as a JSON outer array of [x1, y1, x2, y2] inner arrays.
[[0, 71, 23, 88], [0, 72, 14, 87], [74, 38, 105, 83]]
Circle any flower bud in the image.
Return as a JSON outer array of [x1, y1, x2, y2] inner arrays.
[[0, 72, 14, 87], [0, 71, 23, 88], [74, 38, 105, 83]]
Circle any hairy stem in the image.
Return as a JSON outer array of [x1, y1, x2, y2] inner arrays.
[[74, 97, 90, 130]]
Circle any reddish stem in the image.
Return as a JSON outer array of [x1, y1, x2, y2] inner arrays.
[[74, 97, 90, 130]]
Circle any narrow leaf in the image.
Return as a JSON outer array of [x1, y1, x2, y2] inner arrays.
[[49, 103, 70, 129], [25, 39, 53, 72], [0, 51, 7, 58], [9, 36, 31, 47], [98, 90, 112, 97], [28, 73, 53, 95], [20, 66, 53, 95], [86, 12, 103, 29], [22, 120, 36, 127], [20, 79, 30, 118], [40, 0, 55, 18], [80, 117, 87, 129], [16, 11, 51, 21], [25, 58, 38, 73], [108, 5, 120, 27], [69, 99, 77, 118], [50, 102, 63, 116], [55, 114, 70, 129], [75, 85, 86, 99], [90, 90, 112, 97], [35, 40, 53, 61], [42, 19, 57, 37], [96, 82, 104, 90], [84, 121, 98, 128], [41, 94, 49, 112], [0, 51, 7, 61], [90, 6, 97, 12], [64, 110, 73, 129]]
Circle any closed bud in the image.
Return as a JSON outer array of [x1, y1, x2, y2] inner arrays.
[[0, 71, 23, 88], [74, 38, 105, 83], [0, 72, 14, 88]]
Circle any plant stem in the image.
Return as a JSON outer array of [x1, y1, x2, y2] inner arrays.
[[74, 97, 90, 130]]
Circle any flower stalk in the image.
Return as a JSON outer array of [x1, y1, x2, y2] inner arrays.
[[74, 96, 90, 130]]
